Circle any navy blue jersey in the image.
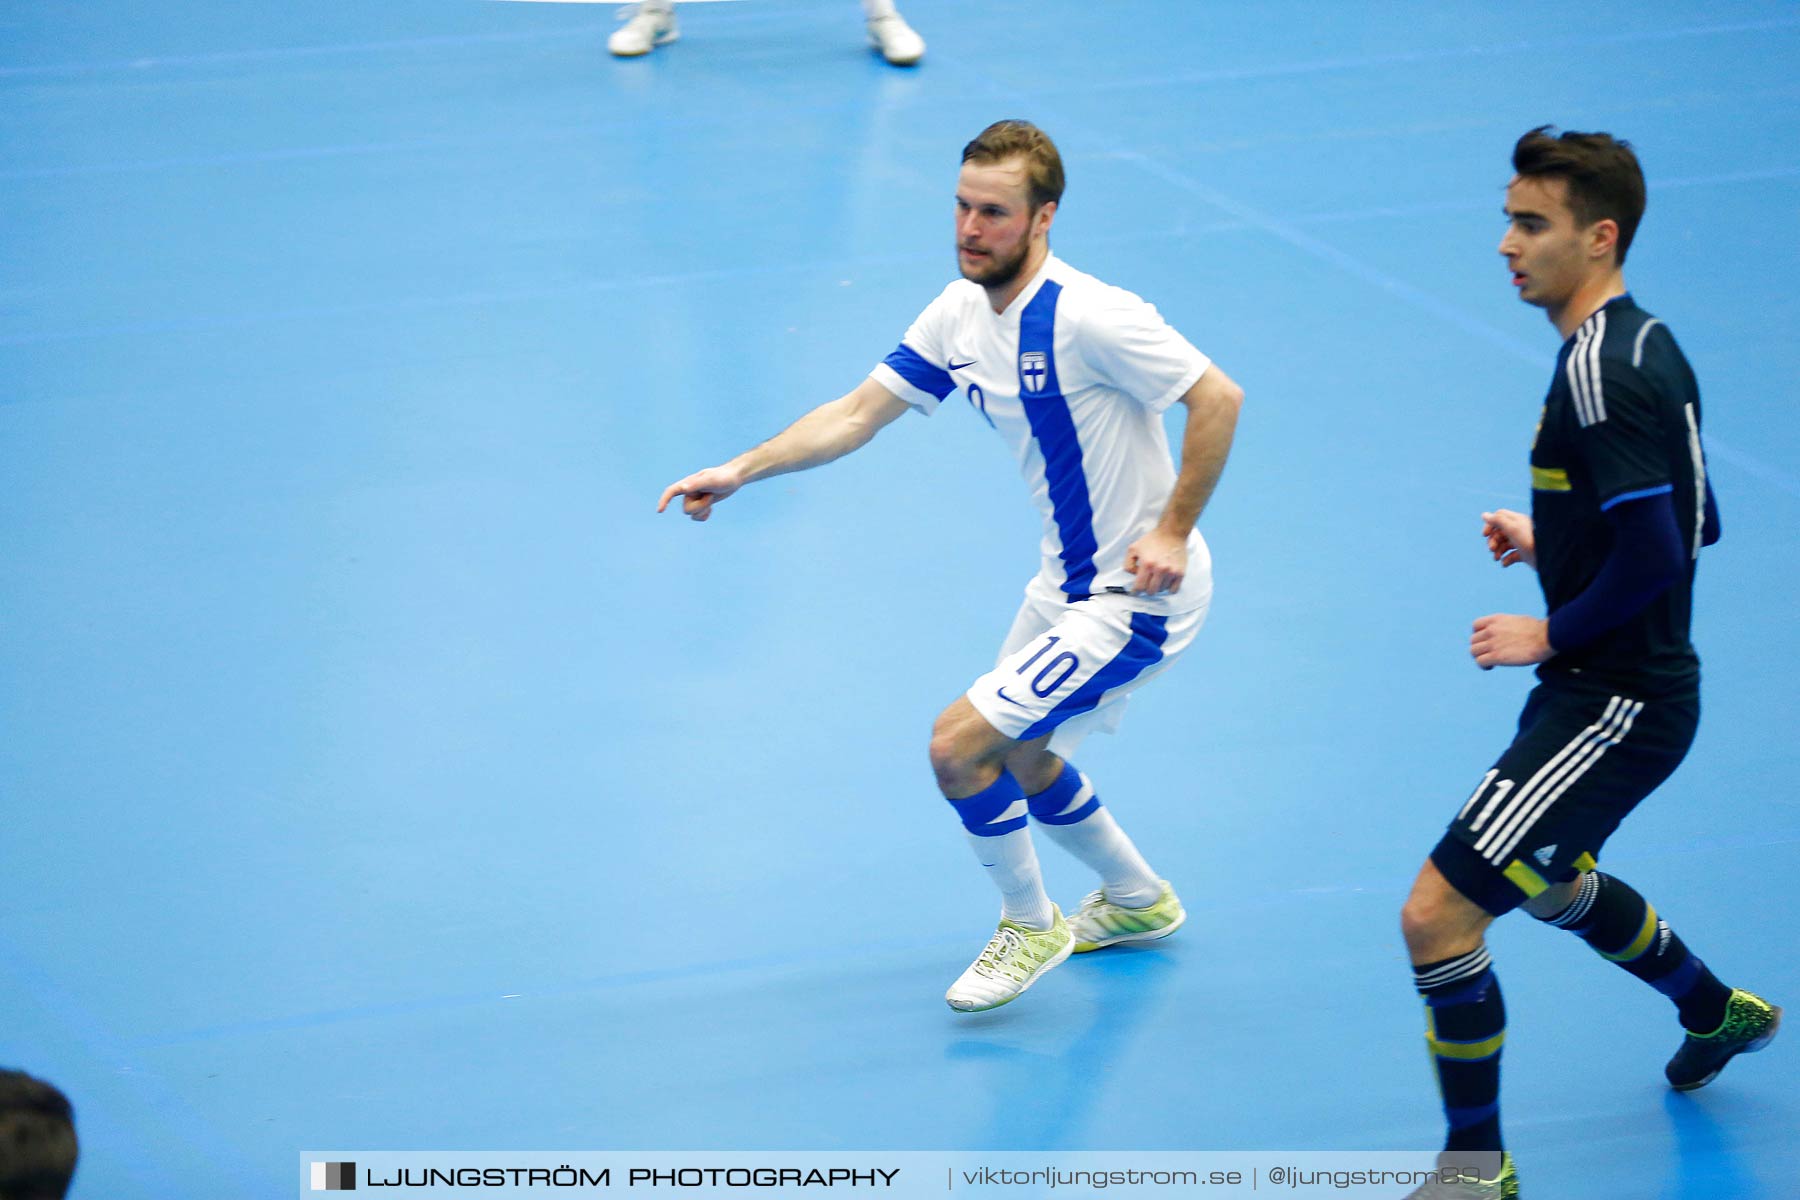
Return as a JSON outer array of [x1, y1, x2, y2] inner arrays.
[[1529, 295, 1720, 697]]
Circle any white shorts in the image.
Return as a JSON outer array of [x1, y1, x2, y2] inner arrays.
[[965, 581, 1207, 757]]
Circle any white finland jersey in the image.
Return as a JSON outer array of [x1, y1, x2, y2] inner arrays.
[[870, 254, 1213, 615]]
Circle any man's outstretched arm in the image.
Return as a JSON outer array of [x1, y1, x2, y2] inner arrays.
[[657, 378, 912, 522], [1123, 364, 1244, 594]]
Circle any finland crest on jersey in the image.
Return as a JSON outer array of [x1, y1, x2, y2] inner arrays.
[[870, 254, 1214, 615], [1020, 351, 1049, 393]]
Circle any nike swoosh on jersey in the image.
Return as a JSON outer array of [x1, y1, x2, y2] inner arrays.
[[948, 359, 978, 371], [994, 687, 1029, 708]]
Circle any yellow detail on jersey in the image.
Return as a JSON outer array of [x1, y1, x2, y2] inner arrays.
[[1573, 851, 1598, 872], [1532, 466, 1572, 492], [1503, 858, 1551, 897]]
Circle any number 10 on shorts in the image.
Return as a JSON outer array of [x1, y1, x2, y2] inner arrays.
[[1017, 636, 1081, 698]]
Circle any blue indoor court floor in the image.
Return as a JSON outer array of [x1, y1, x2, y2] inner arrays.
[[3, 2, 1798, 1197]]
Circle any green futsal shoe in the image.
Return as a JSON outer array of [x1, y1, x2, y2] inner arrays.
[[1666, 989, 1782, 1091], [1403, 1153, 1518, 1199], [944, 907, 1072, 1012], [1066, 880, 1185, 952]]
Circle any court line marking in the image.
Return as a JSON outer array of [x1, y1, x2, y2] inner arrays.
[[123, 931, 970, 1049], [1055, 17, 1800, 95], [1705, 439, 1800, 498], [119, 829, 1800, 1049], [0, 3, 801, 79], [3, 13, 1794, 80], [0, 930, 270, 1194], [0, 28, 600, 80], [6, 102, 1796, 184], [1114, 150, 1800, 501], [1116, 150, 1545, 362], [1, 166, 1793, 350]]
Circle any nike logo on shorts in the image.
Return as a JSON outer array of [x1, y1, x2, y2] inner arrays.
[[995, 687, 1029, 708]]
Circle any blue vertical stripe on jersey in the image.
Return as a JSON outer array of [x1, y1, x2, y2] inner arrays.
[[1018, 612, 1168, 741], [1017, 281, 1099, 599], [882, 343, 956, 400]]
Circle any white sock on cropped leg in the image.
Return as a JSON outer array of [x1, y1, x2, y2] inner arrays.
[[1026, 764, 1162, 907], [964, 829, 1056, 931]]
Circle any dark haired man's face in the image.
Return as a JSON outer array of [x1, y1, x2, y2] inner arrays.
[[954, 158, 1052, 292], [1498, 175, 1601, 311]]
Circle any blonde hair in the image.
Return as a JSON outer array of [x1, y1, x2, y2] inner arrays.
[[962, 120, 1065, 210]]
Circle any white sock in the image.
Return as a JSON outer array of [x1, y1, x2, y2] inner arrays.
[[862, 0, 897, 20], [965, 828, 1055, 930], [638, 0, 674, 15], [1035, 805, 1161, 908]]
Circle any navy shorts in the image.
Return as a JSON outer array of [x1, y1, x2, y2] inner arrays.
[[1431, 682, 1698, 916]]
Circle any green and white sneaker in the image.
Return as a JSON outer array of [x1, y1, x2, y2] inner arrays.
[[944, 907, 1072, 1012], [1066, 880, 1185, 952], [1666, 989, 1781, 1091], [1404, 1153, 1518, 1199]]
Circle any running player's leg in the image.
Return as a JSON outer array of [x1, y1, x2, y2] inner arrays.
[[1008, 738, 1182, 951], [1526, 873, 1778, 1087], [936, 592, 1062, 938], [1396, 688, 1629, 1192], [1524, 867, 1732, 1030], [931, 697, 1072, 1012], [1406, 685, 1713, 1183], [936, 593, 1189, 1010], [1404, 681, 1773, 1195], [1009, 737, 1156, 905], [931, 698, 1055, 934], [1399, 859, 1515, 1199], [967, 594, 1200, 954], [1401, 860, 1507, 1160], [1461, 687, 1778, 1088]]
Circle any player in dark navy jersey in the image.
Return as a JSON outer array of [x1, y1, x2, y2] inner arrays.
[[1523, 289, 1719, 697], [1396, 128, 1780, 1200]]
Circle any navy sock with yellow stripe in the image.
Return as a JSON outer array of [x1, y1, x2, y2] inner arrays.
[[1538, 871, 1731, 1033], [1415, 946, 1505, 1153]]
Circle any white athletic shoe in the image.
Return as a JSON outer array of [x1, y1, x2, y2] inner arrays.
[[945, 907, 1072, 1012], [866, 13, 925, 66], [609, 4, 679, 57], [1065, 880, 1186, 952]]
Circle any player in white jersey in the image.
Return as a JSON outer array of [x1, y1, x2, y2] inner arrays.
[[659, 120, 1243, 1012]]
